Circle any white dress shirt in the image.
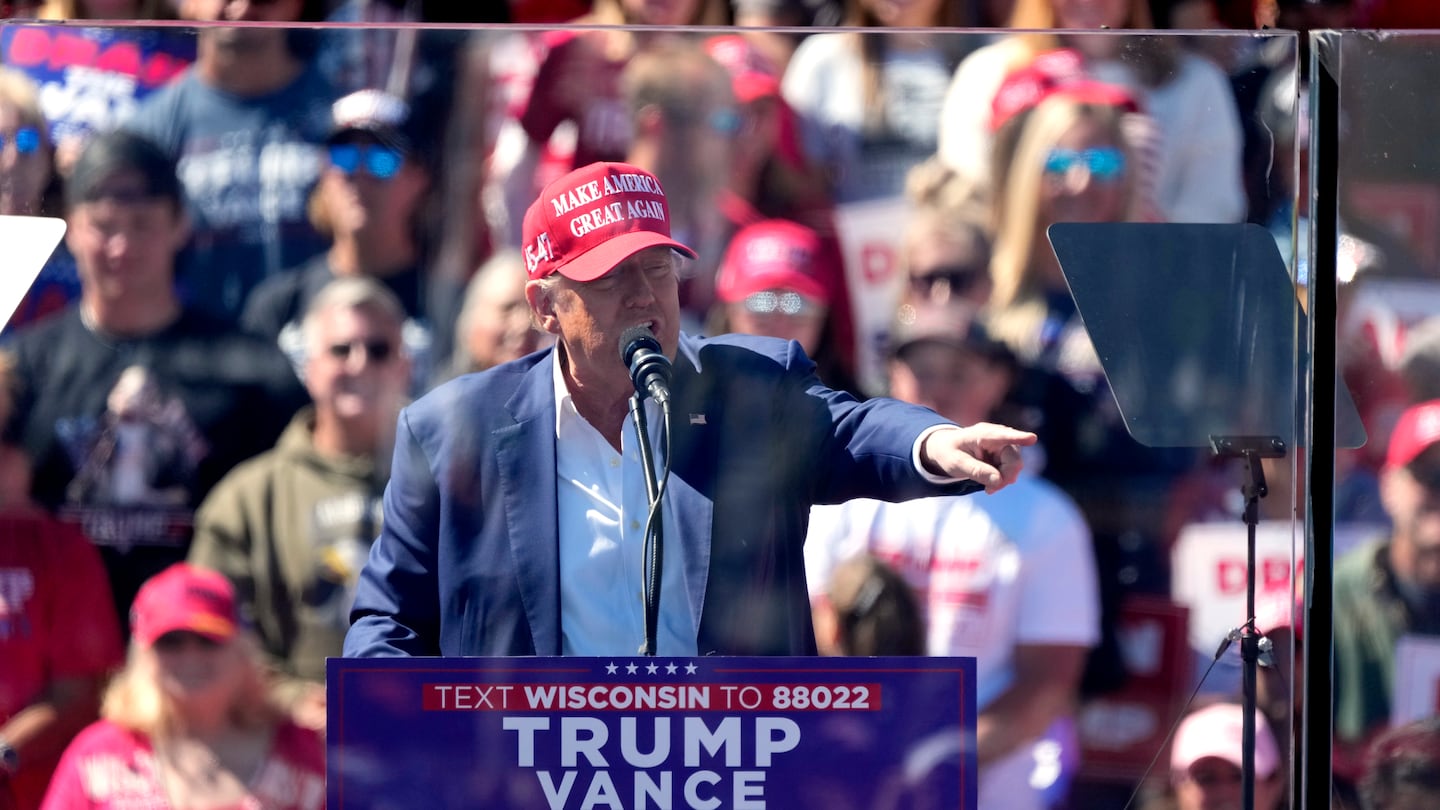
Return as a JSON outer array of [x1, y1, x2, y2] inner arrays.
[[552, 357, 698, 656]]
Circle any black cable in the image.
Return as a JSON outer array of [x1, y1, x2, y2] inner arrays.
[[1120, 628, 1257, 810]]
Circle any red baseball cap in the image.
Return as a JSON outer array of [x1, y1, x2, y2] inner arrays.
[[521, 162, 697, 283], [130, 563, 239, 648], [705, 34, 781, 103], [716, 219, 829, 304], [1386, 398, 1440, 470], [990, 49, 1139, 132]]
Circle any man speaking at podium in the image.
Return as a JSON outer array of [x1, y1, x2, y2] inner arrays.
[[343, 162, 1035, 659]]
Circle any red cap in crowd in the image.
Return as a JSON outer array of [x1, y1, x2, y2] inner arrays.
[[1387, 399, 1440, 471], [716, 219, 829, 304], [705, 34, 781, 103], [130, 563, 239, 649], [991, 48, 1140, 132], [521, 162, 697, 283]]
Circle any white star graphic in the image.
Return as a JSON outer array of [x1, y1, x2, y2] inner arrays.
[[665, 662, 678, 675], [685, 662, 698, 675], [605, 662, 618, 675], [626, 662, 639, 675], [646, 662, 659, 675]]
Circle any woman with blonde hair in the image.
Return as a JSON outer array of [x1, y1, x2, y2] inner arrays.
[[986, 90, 1136, 373], [938, 0, 1245, 224], [41, 564, 325, 810]]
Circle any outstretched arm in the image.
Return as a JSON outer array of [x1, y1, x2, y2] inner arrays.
[[918, 423, 1038, 494]]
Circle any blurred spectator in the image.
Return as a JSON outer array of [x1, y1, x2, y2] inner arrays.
[[5, 130, 309, 637], [986, 91, 1135, 370], [191, 277, 410, 726], [1157, 701, 1286, 810], [897, 176, 993, 310], [0, 348, 124, 810], [619, 40, 737, 325], [807, 301, 1099, 810], [39, 563, 325, 809], [939, 0, 1246, 224], [781, 0, 973, 205], [709, 218, 860, 395], [1334, 399, 1440, 786], [0, 67, 81, 334], [241, 88, 444, 396], [986, 88, 1199, 696], [123, 0, 336, 322], [704, 34, 832, 233], [492, 0, 716, 244], [1359, 717, 1440, 810], [443, 250, 549, 381], [317, 0, 474, 197], [811, 553, 925, 657], [704, 34, 852, 373], [0, 512, 123, 810]]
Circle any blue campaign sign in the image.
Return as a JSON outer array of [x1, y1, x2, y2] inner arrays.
[[328, 656, 977, 809]]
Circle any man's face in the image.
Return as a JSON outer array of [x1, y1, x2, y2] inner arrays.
[[66, 170, 189, 302], [303, 304, 410, 425], [464, 268, 543, 371], [1383, 446, 1440, 590], [527, 246, 681, 394], [321, 137, 429, 237]]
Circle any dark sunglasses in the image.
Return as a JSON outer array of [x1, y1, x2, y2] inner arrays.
[[1410, 465, 1440, 491], [326, 338, 396, 364], [152, 630, 223, 652], [2, 126, 40, 155], [742, 290, 824, 317], [328, 143, 403, 180], [909, 265, 986, 297], [1043, 147, 1126, 182]]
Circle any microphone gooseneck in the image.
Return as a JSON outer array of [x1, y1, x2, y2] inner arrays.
[[619, 325, 673, 406]]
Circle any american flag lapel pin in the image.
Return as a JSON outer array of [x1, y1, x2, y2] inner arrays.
[[689, 413, 706, 426]]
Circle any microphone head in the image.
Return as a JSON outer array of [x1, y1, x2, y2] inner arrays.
[[619, 325, 662, 367]]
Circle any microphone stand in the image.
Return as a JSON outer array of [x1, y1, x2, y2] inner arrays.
[[1211, 435, 1286, 810], [631, 392, 668, 656]]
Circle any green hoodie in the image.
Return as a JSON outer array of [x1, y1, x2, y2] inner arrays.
[[190, 407, 388, 683]]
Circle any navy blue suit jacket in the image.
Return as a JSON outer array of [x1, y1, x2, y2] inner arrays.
[[344, 333, 981, 658]]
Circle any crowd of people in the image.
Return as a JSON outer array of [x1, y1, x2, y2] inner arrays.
[[1, 0, 1440, 808]]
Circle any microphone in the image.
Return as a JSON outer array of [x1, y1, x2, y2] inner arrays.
[[619, 325, 672, 406]]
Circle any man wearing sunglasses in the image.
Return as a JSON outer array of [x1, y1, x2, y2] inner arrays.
[[193, 277, 410, 728], [243, 89, 438, 398], [346, 160, 1036, 661]]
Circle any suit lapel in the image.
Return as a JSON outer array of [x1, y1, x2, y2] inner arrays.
[[497, 356, 562, 655], [669, 337, 714, 642]]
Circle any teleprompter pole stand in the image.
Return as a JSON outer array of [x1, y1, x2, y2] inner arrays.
[[631, 392, 664, 657], [1210, 435, 1287, 810]]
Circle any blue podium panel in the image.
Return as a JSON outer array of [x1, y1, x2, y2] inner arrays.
[[328, 656, 977, 809]]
